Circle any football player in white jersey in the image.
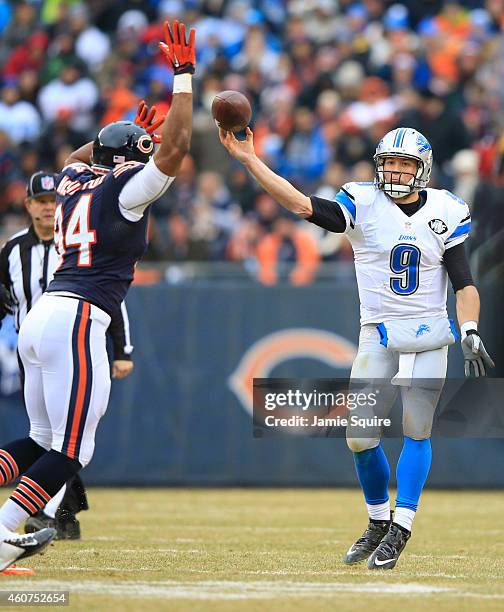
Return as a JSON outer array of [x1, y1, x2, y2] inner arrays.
[[219, 125, 494, 569]]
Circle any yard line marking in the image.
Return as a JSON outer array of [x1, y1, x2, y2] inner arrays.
[[0, 580, 455, 600], [2, 579, 502, 601]]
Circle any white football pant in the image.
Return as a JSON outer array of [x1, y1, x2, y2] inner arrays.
[[18, 294, 111, 467], [347, 324, 448, 451]]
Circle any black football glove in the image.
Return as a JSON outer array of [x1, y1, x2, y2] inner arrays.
[[0, 283, 14, 321], [461, 330, 495, 377]]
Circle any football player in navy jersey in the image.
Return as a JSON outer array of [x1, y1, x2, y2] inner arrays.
[[0, 20, 195, 572]]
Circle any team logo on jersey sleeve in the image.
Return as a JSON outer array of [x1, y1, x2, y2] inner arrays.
[[428, 219, 448, 235]]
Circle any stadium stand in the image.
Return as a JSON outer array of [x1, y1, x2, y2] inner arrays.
[[0, 0, 503, 278]]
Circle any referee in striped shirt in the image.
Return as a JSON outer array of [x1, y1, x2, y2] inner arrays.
[[0, 171, 134, 540]]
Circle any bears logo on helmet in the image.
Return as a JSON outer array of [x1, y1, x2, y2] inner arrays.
[[92, 121, 155, 170]]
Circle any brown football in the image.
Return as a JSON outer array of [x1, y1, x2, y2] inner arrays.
[[211, 90, 252, 133]]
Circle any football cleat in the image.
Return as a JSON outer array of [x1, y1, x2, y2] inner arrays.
[[343, 519, 390, 564], [367, 523, 410, 570], [55, 509, 81, 540], [0, 528, 57, 571], [25, 511, 55, 534]]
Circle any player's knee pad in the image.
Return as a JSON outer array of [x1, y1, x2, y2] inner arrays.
[[402, 429, 432, 441], [346, 436, 380, 453], [51, 430, 96, 467], [402, 411, 434, 439], [73, 450, 92, 469], [29, 428, 52, 451], [402, 386, 439, 440]]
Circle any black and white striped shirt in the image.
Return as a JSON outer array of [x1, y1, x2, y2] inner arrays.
[[0, 225, 133, 360]]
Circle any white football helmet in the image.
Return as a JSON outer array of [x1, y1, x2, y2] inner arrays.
[[374, 127, 433, 198]]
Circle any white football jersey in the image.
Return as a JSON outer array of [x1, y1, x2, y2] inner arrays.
[[334, 182, 471, 325]]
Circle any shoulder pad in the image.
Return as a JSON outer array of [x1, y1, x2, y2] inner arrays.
[[111, 161, 144, 179], [61, 162, 92, 174], [442, 189, 467, 206], [341, 181, 378, 205]]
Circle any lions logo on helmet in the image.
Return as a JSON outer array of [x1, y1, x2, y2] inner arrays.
[[416, 133, 432, 154], [374, 127, 433, 199]]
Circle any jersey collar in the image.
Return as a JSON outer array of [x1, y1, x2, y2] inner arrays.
[[90, 165, 111, 176], [388, 190, 431, 223]]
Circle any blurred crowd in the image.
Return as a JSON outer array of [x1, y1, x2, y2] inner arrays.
[[1, 0, 504, 283]]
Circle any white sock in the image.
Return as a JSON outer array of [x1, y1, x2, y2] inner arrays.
[[367, 500, 390, 521], [0, 521, 16, 541], [44, 485, 66, 519], [0, 499, 29, 532], [394, 507, 415, 532]]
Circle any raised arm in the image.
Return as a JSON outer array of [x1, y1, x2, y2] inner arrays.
[[63, 142, 93, 168], [219, 128, 312, 217], [62, 20, 195, 174], [153, 20, 195, 177]]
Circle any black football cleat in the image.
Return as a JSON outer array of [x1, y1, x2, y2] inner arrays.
[[343, 519, 390, 564], [367, 523, 410, 570], [55, 509, 81, 540], [25, 511, 55, 534], [0, 528, 57, 571]]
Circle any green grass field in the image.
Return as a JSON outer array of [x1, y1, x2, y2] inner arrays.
[[0, 488, 503, 611]]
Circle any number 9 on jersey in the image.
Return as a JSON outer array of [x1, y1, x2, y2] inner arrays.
[[389, 244, 421, 295]]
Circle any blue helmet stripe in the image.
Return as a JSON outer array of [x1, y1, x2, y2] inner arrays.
[[398, 128, 406, 148], [393, 128, 406, 148]]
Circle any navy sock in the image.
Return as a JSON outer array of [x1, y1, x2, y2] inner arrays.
[[396, 436, 432, 511], [24, 450, 82, 499], [7, 450, 82, 529], [0, 438, 47, 486], [353, 443, 390, 506]]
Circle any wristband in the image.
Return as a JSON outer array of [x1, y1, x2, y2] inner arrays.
[[460, 320, 478, 340], [173, 73, 192, 94]]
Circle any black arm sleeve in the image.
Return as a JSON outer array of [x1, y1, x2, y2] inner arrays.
[[443, 242, 474, 292], [107, 306, 132, 361], [0, 245, 11, 289], [306, 196, 347, 233]]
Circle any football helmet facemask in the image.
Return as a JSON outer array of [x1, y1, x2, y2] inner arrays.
[[374, 127, 433, 199]]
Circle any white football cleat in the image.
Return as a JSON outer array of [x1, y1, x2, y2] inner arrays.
[[0, 528, 57, 571]]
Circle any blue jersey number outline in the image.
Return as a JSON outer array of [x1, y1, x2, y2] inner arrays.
[[389, 243, 421, 295]]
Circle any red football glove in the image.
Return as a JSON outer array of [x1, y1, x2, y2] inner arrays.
[[159, 20, 196, 75], [134, 100, 165, 144]]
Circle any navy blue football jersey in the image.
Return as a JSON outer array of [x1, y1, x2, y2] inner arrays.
[[48, 162, 150, 315]]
